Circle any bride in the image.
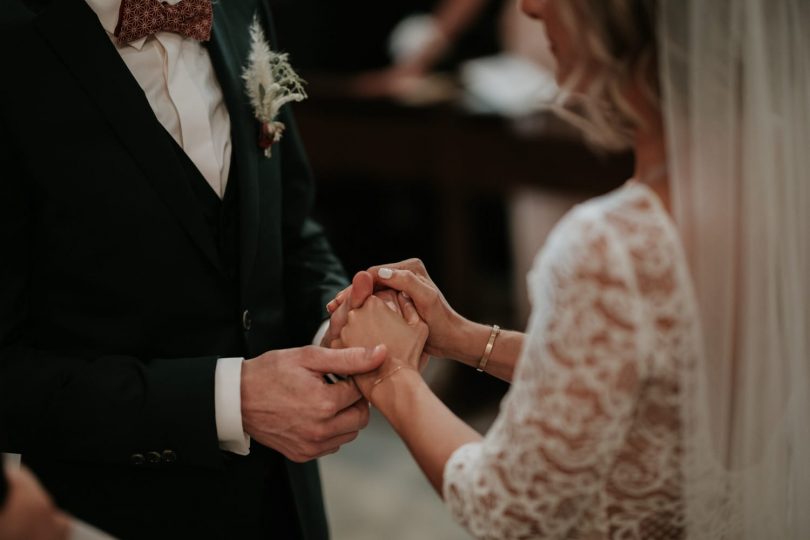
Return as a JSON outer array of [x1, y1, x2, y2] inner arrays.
[[326, 0, 810, 537]]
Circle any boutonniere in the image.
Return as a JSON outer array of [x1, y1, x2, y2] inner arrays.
[[242, 15, 307, 158]]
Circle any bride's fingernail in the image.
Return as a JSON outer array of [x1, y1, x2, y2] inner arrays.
[[401, 291, 410, 300], [378, 268, 394, 279]]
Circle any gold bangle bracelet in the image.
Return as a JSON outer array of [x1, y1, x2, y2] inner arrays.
[[369, 365, 415, 403], [372, 365, 409, 387], [476, 325, 501, 373]]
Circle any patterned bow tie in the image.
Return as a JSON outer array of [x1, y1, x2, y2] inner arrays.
[[114, 0, 213, 46]]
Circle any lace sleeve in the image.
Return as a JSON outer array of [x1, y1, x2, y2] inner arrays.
[[443, 209, 650, 539]]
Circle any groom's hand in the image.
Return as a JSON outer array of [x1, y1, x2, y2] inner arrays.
[[240, 346, 386, 462]]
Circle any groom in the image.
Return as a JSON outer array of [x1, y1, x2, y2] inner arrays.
[[0, 0, 381, 538]]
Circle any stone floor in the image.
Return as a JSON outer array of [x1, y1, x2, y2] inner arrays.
[[320, 408, 471, 540], [320, 363, 502, 540]]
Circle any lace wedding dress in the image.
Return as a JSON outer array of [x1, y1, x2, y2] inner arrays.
[[444, 181, 699, 539]]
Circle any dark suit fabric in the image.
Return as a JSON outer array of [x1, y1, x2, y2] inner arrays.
[[0, 1, 346, 538], [1, 0, 33, 23]]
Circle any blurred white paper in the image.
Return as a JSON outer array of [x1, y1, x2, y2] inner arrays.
[[70, 520, 117, 540], [460, 53, 558, 117]]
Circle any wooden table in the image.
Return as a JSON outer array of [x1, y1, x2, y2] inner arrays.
[[295, 83, 633, 318]]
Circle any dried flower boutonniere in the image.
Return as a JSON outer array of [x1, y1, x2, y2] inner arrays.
[[242, 15, 307, 158]]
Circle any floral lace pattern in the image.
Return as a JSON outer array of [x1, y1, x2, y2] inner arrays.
[[444, 183, 698, 539]]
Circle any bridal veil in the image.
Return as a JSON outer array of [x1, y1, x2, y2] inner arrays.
[[659, 0, 810, 537]]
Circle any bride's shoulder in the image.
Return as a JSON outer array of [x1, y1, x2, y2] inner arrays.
[[530, 182, 674, 281], [548, 182, 656, 241], [571, 181, 664, 226]]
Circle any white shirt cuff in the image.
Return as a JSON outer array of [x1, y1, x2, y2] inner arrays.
[[214, 357, 251, 455], [313, 319, 330, 346]]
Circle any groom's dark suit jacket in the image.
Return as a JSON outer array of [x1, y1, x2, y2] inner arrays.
[[0, 1, 347, 538]]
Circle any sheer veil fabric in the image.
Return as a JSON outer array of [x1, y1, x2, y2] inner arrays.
[[659, 0, 810, 537]]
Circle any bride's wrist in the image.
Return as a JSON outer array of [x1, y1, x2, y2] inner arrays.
[[434, 314, 475, 359], [369, 364, 426, 418], [446, 321, 494, 368]]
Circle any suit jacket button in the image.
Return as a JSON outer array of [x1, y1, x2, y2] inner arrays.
[[146, 451, 162, 464], [130, 453, 145, 466], [162, 450, 177, 464], [242, 310, 252, 331]]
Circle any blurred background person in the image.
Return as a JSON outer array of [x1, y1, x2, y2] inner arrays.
[[268, 0, 502, 81], [348, 0, 495, 100]]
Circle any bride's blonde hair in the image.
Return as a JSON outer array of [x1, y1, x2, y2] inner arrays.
[[554, 0, 660, 150]]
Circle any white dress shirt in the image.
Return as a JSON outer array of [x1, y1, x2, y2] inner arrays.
[[85, 0, 232, 197], [84, 0, 251, 453]]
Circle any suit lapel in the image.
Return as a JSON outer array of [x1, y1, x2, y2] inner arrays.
[[34, 0, 226, 277], [205, 3, 262, 293]]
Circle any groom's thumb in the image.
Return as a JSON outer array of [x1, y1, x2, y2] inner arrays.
[[307, 345, 387, 375]]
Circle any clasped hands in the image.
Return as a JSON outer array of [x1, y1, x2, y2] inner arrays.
[[239, 259, 462, 464], [323, 259, 467, 400], [323, 269, 429, 401]]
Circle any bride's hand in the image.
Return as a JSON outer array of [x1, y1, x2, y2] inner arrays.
[[366, 259, 470, 360], [328, 272, 430, 371], [337, 293, 428, 399]]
